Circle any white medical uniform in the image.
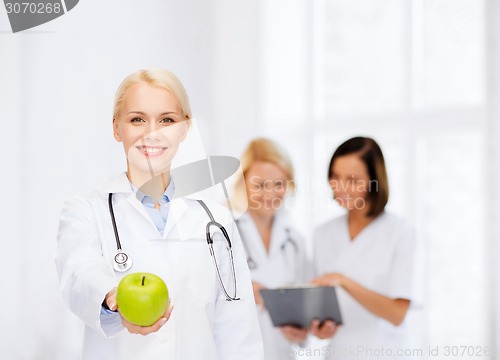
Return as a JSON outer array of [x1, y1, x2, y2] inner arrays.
[[55, 173, 264, 360], [313, 212, 420, 360], [236, 211, 310, 360]]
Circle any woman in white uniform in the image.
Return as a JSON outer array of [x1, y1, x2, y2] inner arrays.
[[55, 68, 264, 360], [312, 137, 421, 360], [234, 138, 335, 360]]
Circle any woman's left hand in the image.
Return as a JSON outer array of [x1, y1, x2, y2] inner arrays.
[[252, 281, 267, 308], [279, 325, 308, 343], [119, 302, 174, 336], [311, 272, 346, 287], [310, 319, 339, 339]]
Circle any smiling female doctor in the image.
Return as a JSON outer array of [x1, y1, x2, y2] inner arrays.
[[312, 137, 421, 360], [55, 68, 264, 360], [233, 138, 335, 359]]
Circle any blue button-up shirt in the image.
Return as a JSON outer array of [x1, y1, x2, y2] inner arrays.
[[100, 180, 175, 323], [132, 181, 174, 234]]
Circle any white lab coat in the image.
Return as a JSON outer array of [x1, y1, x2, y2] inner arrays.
[[313, 212, 421, 360], [55, 173, 264, 360], [236, 211, 310, 360]]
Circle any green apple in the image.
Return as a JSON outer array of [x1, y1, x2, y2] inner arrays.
[[116, 272, 169, 327]]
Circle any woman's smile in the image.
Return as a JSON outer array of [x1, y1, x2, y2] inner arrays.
[[135, 145, 168, 157]]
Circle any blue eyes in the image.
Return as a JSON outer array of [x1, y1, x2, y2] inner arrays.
[[130, 117, 175, 124]]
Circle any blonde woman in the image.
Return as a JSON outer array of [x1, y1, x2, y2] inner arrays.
[[234, 138, 334, 359], [55, 69, 264, 360]]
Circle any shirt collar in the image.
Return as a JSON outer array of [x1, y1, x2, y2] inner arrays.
[[130, 180, 175, 205]]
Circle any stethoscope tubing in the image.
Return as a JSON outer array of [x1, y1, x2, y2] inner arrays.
[[235, 217, 298, 270], [198, 200, 239, 301], [108, 193, 123, 251], [107, 193, 239, 301], [108, 193, 133, 272]]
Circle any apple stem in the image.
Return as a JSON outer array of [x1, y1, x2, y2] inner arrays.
[[142, 276, 145, 286]]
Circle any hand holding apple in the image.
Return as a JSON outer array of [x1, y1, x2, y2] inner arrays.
[[119, 303, 173, 336], [116, 272, 170, 327]]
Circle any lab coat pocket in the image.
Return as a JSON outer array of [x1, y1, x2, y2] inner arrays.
[[182, 239, 218, 305]]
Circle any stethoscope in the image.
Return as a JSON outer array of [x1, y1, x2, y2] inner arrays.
[[235, 218, 298, 270], [108, 193, 240, 301]]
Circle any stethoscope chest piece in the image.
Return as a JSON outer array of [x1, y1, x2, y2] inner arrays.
[[113, 251, 133, 272], [247, 258, 257, 270]]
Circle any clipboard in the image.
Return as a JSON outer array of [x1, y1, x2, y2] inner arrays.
[[260, 286, 343, 328]]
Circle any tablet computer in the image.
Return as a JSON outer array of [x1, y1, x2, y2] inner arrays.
[[260, 286, 343, 328]]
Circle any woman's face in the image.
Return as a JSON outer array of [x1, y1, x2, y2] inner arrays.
[[329, 154, 371, 211], [113, 82, 189, 179], [245, 161, 289, 218]]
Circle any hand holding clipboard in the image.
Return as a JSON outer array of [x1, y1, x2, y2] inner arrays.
[[260, 285, 343, 328]]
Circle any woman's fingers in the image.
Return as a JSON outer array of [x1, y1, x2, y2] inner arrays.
[[252, 281, 266, 308], [310, 320, 339, 339], [105, 287, 118, 311], [311, 278, 327, 286], [120, 300, 173, 336], [311, 273, 344, 287], [163, 299, 174, 321], [145, 315, 169, 334], [280, 325, 308, 343], [121, 316, 167, 336]]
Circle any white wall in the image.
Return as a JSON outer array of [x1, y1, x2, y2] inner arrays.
[[486, 0, 500, 354], [0, 1, 228, 358], [210, 0, 262, 156], [1, 0, 498, 359]]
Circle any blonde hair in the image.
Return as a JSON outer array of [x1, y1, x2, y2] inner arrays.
[[233, 138, 295, 208], [113, 68, 192, 120]]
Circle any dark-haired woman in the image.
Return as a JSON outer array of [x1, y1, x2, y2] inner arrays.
[[312, 137, 421, 360]]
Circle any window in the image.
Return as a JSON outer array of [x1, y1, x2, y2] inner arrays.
[[260, 0, 487, 353]]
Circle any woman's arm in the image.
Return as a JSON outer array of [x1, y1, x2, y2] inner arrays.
[[312, 273, 410, 326], [55, 196, 118, 335]]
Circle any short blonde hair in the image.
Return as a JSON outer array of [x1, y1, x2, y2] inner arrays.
[[233, 138, 295, 208], [113, 68, 192, 120]]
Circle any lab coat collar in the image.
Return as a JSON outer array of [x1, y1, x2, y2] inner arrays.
[[238, 209, 292, 255], [102, 172, 134, 194], [268, 210, 292, 255], [102, 172, 190, 239], [124, 193, 190, 240], [238, 209, 290, 229]]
